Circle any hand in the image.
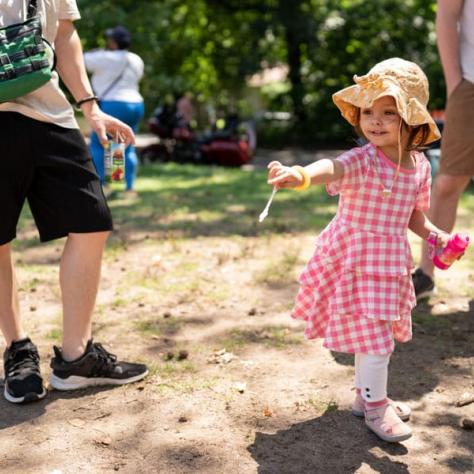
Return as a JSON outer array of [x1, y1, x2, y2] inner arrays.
[[267, 161, 304, 188], [82, 103, 135, 146], [436, 231, 451, 249]]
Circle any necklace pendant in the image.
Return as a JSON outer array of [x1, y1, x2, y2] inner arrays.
[[382, 189, 391, 198]]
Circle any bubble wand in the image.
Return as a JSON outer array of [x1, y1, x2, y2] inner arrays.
[[258, 186, 278, 223]]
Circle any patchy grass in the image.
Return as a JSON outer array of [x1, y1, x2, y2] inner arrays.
[[45, 328, 62, 342], [151, 360, 197, 377], [412, 311, 451, 330], [143, 360, 221, 394], [135, 316, 184, 337], [153, 376, 219, 394], [296, 398, 339, 414], [253, 249, 300, 287], [218, 325, 301, 352]]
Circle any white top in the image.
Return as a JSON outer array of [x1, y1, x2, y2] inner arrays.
[[0, 0, 80, 129], [84, 50, 144, 103], [460, 0, 474, 83]]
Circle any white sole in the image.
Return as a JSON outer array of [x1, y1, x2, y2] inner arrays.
[[4, 384, 47, 404], [49, 370, 149, 391], [416, 287, 436, 301], [366, 424, 412, 443]]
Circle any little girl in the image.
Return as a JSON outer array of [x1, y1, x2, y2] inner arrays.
[[267, 58, 451, 443]]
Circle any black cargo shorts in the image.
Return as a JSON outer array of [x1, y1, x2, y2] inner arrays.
[[0, 112, 113, 245]]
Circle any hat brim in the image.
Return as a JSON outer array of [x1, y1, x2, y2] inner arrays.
[[333, 84, 441, 144]]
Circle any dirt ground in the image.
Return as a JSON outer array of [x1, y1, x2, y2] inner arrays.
[[0, 149, 473, 474]]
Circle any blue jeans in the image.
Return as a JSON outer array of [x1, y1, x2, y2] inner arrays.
[[89, 101, 145, 190]]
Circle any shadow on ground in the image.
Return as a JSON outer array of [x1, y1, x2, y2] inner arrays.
[[248, 406, 410, 474], [0, 384, 124, 431]]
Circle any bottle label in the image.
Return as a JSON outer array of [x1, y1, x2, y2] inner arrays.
[[104, 140, 125, 182], [437, 247, 462, 267]]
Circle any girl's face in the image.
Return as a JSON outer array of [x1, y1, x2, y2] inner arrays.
[[359, 96, 403, 150]]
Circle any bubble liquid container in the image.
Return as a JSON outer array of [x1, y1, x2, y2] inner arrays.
[[431, 233, 470, 270]]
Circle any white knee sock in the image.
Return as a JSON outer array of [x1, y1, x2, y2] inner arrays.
[[355, 353, 391, 403], [354, 353, 362, 390]]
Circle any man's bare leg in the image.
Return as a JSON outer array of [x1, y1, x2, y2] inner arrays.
[[1, 242, 46, 402], [60, 231, 109, 361], [51, 231, 148, 390], [0, 243, 26, 345]]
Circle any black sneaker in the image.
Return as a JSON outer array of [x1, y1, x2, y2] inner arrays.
[[412, 268, 436, 301], [3, 338, 47, 403], [49, 340, 148, 391]]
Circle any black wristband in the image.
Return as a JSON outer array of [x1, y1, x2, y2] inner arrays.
[[75, 95, 99, 108]]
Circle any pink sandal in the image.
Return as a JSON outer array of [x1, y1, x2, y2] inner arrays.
[[352, 393, 411, 421], [365, 403, 412, 443]]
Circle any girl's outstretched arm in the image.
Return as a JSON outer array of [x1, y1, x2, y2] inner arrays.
[[267, 159, 344, 188], [409, 209, 450, 248]]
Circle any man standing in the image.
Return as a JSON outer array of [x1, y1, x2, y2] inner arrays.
[[0, 1, 148, 403], [413, 0, 474, 299]]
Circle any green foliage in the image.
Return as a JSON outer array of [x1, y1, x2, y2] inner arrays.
[[76, 0, 441, 144]]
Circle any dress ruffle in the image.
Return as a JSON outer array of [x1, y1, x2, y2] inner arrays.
[[292, 218, 415, 354]]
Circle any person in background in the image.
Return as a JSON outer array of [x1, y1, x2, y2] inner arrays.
[[175, 92, 194, 129], [85, 25, 145, 195], [0, 1, 148, 404], [412, 0, 474, 299]]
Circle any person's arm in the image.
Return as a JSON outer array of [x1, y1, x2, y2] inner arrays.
[[267, 159, 344, 188], [54, 20, 134, 145], [408, 209, 450, 247], [436, 0, 464, 97]]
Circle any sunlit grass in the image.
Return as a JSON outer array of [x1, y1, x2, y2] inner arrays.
[[14, 163, 474, 244]]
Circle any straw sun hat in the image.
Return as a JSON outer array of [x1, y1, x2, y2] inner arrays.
[[332, 57, 441, 144]]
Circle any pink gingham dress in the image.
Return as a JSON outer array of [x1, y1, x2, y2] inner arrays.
[[292, 143, 431, 355]]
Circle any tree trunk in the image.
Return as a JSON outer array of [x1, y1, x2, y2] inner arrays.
[[279, 0, 307, 122]]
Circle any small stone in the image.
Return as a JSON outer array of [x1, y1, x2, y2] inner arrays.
[[461, 418, 474, 430], [235, 382, 246, 393], [177, 350, 189, 360]]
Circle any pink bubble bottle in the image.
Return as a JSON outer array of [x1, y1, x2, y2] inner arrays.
[[429, 233, 470, 270]]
